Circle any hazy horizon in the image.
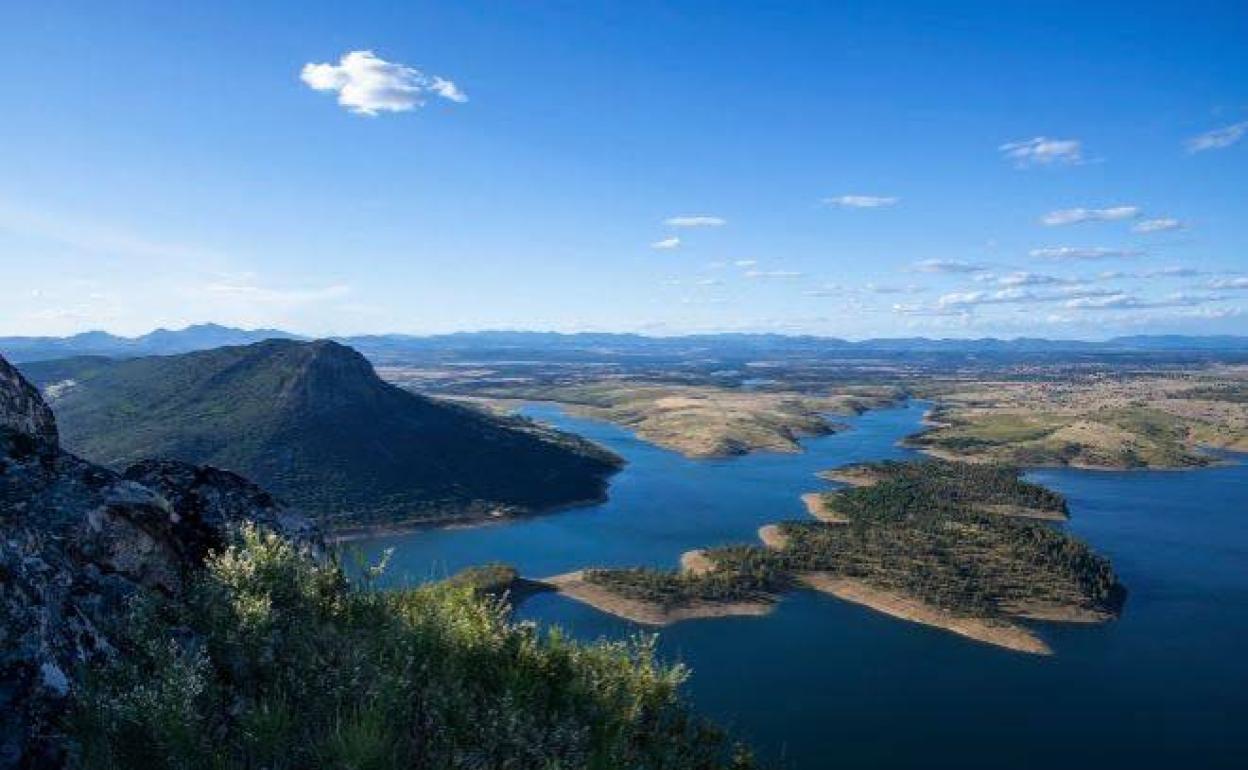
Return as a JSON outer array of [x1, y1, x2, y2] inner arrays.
[[2, 2, 1245, 339], [6, 319, 1248, 344]]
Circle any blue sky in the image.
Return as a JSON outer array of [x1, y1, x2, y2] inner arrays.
[[1, 0, 1245, 338]]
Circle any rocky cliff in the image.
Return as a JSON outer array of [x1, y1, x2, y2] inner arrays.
[[0, 354, 317, 768]]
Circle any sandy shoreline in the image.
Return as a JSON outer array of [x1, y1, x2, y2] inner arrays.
[[757, 524, 789, 549], [801, 492, 850, 523], [539, 571, 774, 625], [796, 573, 1053, 655]]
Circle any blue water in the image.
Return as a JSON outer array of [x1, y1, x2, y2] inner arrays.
[[351, 402, 1248, 769]]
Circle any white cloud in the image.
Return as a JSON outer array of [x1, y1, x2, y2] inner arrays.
[[1041, 206, 1139, 226], [1209, 277, 1248, 290], [734, 259, 758, 267], [664, 216, 726, 228], [1064, 291, 1223, 310], [1132, 217, 1183, 233], [650, 236, 681, 250], [744, 269, 802, 279], [1186, 121, 1248, 153], [694, 278, 724, 286], [999, 137, 1084, 167], [201, 281, 351, 304], [1141, 266, 1201, 278], [300, 50, 467, 116], [865, 283, 922, 294], [912, 259, 989, 274], [996, 271, 1068, 287], [822, 195, 899, 209], [1030, 246, 1141, 260]]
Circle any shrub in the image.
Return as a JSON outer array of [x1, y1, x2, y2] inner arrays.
[[70, 526, 752, 770]]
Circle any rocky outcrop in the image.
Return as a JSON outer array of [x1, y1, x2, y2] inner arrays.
[[0, 353, 317, 768], [0, 356, 56, 446]]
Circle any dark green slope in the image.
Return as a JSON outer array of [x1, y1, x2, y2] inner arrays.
[[23, 340, 621, 528]]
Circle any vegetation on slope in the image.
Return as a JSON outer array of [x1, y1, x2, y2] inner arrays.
[[20, 340, 622, 528], [71, 527, 752, 770], [825, 459, 1067, 517]]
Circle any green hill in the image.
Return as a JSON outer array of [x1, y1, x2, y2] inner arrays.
[[21, 340, 621, 529]]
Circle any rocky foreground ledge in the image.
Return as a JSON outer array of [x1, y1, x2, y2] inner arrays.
[[0, 354, 319, 768]]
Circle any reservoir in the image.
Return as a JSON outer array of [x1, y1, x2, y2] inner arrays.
[[352, 401, 1247, 769]]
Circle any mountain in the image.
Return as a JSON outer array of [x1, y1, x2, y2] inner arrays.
[[19, 339, 621, 529], [7, 325, 1248, 364]]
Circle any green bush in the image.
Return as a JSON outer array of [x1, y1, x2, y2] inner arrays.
[[70, 526, 752, 770]]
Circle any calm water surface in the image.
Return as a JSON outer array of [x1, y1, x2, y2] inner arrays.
[[353, 402, 1248, 769]]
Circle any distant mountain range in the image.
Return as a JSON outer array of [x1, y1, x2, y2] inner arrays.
[[0, 323, 301, 362], [4, 324, 1248, 363], [18, 339, 621, 529]]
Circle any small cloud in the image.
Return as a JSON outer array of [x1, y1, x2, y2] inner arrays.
[[911, 258, 989, 274], [1055, 285, 1120, 300], [1064, 291, 1224, 310], [996, 271, 1069, 287], [1041, 206, 1139, 226], [650, 236, 681, 250], [744, 269, 802, 279], [664, 216, 726, 228], [1030, 246, 1141, 260], [1209, 277, 1248, 290], [301, 50, 467, 116], [1141, 266, 1201, 278], [694, 278, 724, 286], [936, 288, 1040, 309], [1132, 217, 1183, 233], [734, 259, 758, 267], [999, 137, 1083, 168], [201, 281, 350, 304], [822, 195, 899, 209], [1186, 121, 1248, 153], [865, 283, 922, 294]]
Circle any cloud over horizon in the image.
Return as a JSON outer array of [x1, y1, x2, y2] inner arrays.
[[301, 50, 467, 116], [822, 195, 899, 208], [1041, 206, 1139, 226], [664, 216, 726, 228], [912, 259, 988, 274], [1030, 246, 1141, 260]]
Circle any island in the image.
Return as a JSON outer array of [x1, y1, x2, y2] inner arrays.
[[541, 459, 1125, 654]]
